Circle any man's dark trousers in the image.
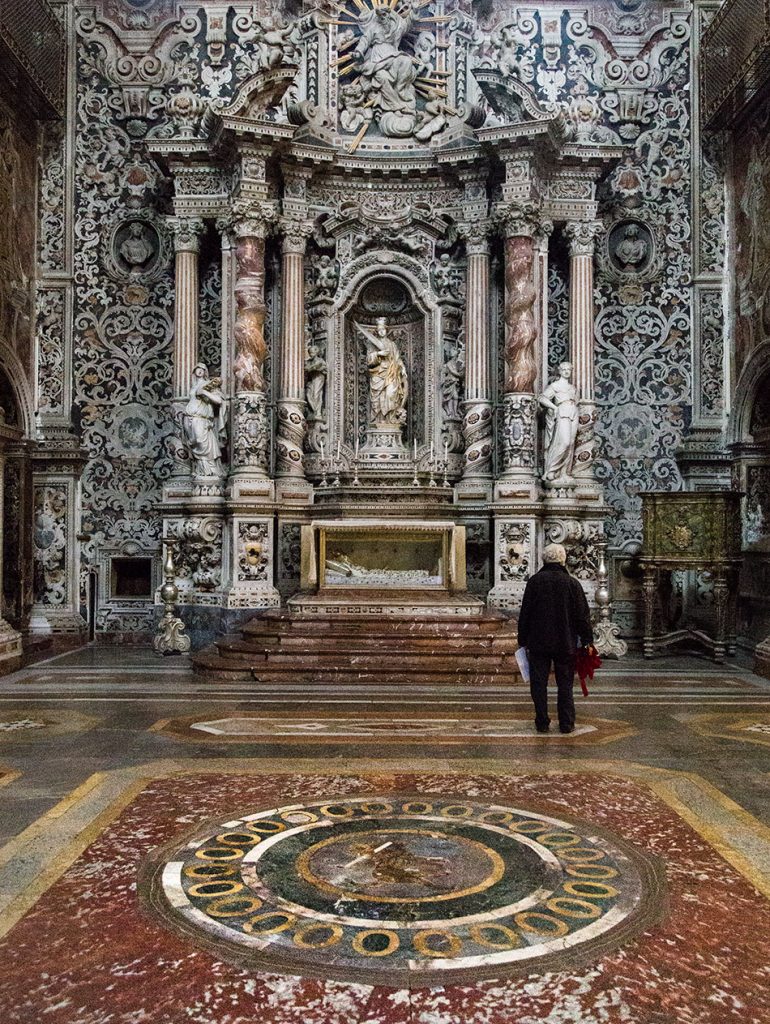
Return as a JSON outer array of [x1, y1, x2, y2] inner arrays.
[[528, 652, 575, 732]]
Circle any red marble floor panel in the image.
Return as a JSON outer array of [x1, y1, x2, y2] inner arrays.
[[0, 769, 768, 1024]]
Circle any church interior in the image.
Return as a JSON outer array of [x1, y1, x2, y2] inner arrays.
[[0, 0, 769, 1020]]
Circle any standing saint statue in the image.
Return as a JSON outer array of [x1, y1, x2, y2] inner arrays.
[[539, 361, 579, 483], [183, 364, 226, 477], [304, 341, 327, 422], [359, 318, 408, 428]]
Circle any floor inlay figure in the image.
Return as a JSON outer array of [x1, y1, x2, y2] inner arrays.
[[143, 795, 664, 986]]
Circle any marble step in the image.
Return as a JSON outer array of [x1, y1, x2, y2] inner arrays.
[[248, 668, 520, 685], [241, 617, 513, 639], [259, 636, 520, 653], [239, 651, 517, 672]]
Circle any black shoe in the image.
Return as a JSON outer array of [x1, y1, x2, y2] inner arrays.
[[559, 724, 574, 734], [536, 723, 550, 734]]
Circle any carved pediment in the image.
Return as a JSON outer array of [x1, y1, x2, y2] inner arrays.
[[472, 68, 554, 127]]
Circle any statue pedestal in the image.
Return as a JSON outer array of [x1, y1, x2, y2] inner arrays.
[[360, 425, 408, 462]]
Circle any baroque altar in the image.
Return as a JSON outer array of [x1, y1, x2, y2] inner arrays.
[[145, 0, 631, 631]]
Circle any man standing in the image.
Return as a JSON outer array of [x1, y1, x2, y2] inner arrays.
[[517, 543, 594, 734]]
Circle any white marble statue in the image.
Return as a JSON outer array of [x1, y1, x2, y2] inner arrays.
[[359, 318, 408, 429], [539, 361, 579, 483], [183, 364, 226, 477]]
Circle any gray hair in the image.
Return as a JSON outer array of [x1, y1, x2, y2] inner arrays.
[[543, 543, 567, 565]]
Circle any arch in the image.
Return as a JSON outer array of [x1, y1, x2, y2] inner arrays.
[[334, 254, 438, 319], [0, 340, 34, 438]]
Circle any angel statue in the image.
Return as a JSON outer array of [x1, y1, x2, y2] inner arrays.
[[539, 361, 579, 484], [182, 364, 226, 478], [359, 318, 408, 429]]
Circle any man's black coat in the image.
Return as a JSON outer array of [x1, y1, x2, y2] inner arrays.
[[517, 563, 594, 656]]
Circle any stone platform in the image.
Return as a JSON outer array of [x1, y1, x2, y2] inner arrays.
[[193, 605, 521, 686]]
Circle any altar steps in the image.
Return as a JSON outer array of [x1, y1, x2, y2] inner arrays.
[[193, 611, 521, 686]]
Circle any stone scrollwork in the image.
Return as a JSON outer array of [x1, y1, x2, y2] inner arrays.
[[231, 393, 269, 474], [501, 394, 536, 473], [238, 522, 269, 582], [499, 522, 531, 582]]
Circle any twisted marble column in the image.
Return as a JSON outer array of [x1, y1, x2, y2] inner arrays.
[[230, 217, 270, 477], [460, 226, 493, 480], [276, 220, 312, 478], [170, 217, 204, 400], [566, 221, 602, 480], [500, 217, 539, 478]]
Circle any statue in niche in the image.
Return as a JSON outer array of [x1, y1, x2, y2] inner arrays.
[[539, 361, 579, 484], [359, 318, 408, 428], [614, 224, 649, 270], [312, 255, 339, 299], [119, 222, 155, 276], [442, 344, 465, 421], [183, 364, 226, 478], [305, 341, 327, 423]]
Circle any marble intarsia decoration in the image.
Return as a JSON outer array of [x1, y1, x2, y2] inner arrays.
[[20, 0, 713, 641], [151, 710, 637, 746], [1, 764, 768, 1022]]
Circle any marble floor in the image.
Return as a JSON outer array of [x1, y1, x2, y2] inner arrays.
[[0, 645, 769, 1022]]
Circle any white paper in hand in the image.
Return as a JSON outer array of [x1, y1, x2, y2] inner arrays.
[[515, 647, 530, 684]]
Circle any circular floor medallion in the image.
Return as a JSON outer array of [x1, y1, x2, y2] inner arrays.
[[143, 796, 665, 985]]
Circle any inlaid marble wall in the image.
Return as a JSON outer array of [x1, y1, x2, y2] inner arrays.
[[32, 0, 719, 636]]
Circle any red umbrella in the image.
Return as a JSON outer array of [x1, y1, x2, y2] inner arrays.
[[575, 644, 602, 696]]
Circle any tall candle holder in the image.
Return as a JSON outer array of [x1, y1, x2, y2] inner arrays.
[[441, 458, 450, 489], [592, 539, 628, 658], [318, 457, 329, 488], [153, 538, 191, 656], [428, 460, 437, 487]]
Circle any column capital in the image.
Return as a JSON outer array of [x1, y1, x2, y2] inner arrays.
[[493, 202, 540, 240], [279, 217, 314, 255], [169, 216, 205, 253], [535, 219, 554, 252], [565, 220, 603, 257], [458, 221, 491, 256]]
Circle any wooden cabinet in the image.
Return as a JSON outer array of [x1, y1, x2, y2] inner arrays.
[[640, 491, 742, 662]]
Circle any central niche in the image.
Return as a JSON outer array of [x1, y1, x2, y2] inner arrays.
[[344, 275, 425, 454]]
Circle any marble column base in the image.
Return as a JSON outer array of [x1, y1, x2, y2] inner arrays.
[[26, 607, 87, 638]]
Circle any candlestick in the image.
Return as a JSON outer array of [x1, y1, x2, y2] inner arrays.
[[320, 439, 325, 461], [430, 440, 434, 465], [413, 438, 417, 462], [337, 438, 341, 463]]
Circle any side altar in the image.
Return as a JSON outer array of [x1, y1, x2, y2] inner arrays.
[[145, 0, 627, 642]]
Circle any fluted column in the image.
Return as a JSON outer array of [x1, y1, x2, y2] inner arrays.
[[460, 225, 493, 481], [499, 211, 539, 481], [170, 217, 204, 400], [230, 217, 270, 479], [566, 221, 602, 480], [276, 219, 312, 479]]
